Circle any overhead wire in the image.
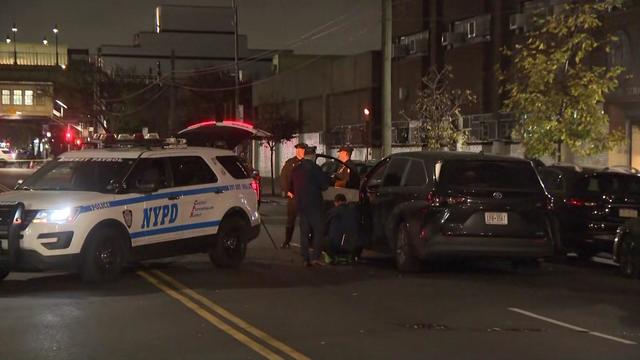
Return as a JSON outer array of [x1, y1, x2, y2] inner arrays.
[[103, 86, 168, 117]]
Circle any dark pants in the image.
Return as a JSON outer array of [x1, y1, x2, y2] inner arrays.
[[299, 210, 325, 262], [284, 198, 298, 245]]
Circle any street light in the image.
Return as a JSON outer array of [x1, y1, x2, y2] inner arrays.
[[42, 37, 48, 46], [52, 24, 59, 66], [11, 23, 17, 65], [5, 35, 10, 44]]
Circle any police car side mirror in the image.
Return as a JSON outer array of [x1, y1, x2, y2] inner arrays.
[[106, 180, 126, 194], [16, 179, 23, 187]]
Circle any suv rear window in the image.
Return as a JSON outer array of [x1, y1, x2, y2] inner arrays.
[[575, 174, 640, 196], [216, 156, 251, 179], [439, 160, 542, 191]]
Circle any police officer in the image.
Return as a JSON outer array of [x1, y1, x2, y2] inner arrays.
[[279, 142, 307, 249], [334, 145, 354, 188], [289, 146, 330, 266]]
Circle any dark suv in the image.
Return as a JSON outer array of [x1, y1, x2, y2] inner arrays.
[[539, 165, 640, 258], [360, 152, 553, 272]]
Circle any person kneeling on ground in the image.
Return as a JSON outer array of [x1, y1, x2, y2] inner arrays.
[[325, 193, 361, 264]]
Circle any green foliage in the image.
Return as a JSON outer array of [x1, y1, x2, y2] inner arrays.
[[502, 0, 626, 160], [411, 66, 476, 151]]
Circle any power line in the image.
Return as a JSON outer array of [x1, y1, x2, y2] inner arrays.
[[103, 86, 167, 117]]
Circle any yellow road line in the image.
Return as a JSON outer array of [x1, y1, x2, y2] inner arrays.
[[152, 269, 311, 360], [137, 271, 284, 360]]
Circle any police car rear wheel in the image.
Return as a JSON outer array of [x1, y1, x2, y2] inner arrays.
[[82, 227, 126, 282], [210, 217, 247, 268]]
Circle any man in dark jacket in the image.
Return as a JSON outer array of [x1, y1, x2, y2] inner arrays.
[[334, 145, 354, 188], [279, 142, 307, 248], [289, 146, 330, 266]]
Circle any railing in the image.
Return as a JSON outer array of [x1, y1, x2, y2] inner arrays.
[[0, 51, 68, 67]]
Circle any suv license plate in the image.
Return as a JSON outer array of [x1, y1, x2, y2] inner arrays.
[[619, 208, 638, 218], [485, 212, 508, 225]]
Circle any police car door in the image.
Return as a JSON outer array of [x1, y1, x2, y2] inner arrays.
[[125, 156, 179, 247], [168, 155, 221, 239]]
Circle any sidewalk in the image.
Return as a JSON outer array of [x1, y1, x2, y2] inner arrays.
[[261, 194, 287, 206]]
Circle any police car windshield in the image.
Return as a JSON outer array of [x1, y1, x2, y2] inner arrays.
[[21, 158, 136, 192]]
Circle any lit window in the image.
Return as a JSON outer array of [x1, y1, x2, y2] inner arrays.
[[1, 90, 9, 105], [24, 90, 33, 106], [13, 90, 22, 105]]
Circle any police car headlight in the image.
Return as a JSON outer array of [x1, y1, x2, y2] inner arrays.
[[32, 207, 81, 224]]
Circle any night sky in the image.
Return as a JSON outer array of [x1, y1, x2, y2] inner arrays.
[[1, 0, 381, 55]]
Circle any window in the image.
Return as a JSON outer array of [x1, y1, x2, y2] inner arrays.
[[35, 90, 46, 105], [467, 21, 476, 38], [216, 156, 251, 179], [170, 156, 217, 187], [382, 158, 410, 187], [366, 159, 390, 188], [12, 90, 22, 105], [403, 160, 427, 187], [439, 160, 542, 192], [1, 90, 9, 105], [24, 90, 33, 106], [126, 158, 171, 192]]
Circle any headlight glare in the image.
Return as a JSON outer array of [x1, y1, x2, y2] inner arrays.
[[33, 207, 80, 224]]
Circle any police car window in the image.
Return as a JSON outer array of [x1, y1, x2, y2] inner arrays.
[[126, 158, 171, 192], [403, 160, 427, 187], [21, 158, 135, 192], [171, 156, 218, 186], [382, 158, 409, 187], [216, 156, 250, 179]]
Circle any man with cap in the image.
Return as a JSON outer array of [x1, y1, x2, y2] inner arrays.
[[289, 146, 330, 266], [334, 145, 354, 188], [279, 142, 307, 248]]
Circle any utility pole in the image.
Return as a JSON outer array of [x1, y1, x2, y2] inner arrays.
[[382, 0, 393, 156], [169, 49, 176, 135], [232, 0, 240, 120]]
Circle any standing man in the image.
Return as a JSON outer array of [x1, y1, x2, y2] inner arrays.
[[279, 142, 307, 248], [334, 145, 354, 188], [289, 146, 330, 266]]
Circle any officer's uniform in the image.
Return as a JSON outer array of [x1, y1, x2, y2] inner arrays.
[[279, 143, 307, 248], [289, 147, 330, 264], [334, 146, 354, 188]]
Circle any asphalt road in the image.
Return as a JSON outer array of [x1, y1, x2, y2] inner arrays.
[[1, 174, 639, 359]]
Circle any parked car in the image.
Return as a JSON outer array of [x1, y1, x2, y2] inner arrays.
[[359, 151, 554, 272], [613, 221, 640, 278], [0, 148, 16, 167], [539, 165, 640, 259]]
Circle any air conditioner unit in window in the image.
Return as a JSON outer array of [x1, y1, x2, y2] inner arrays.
[[509, 13, 528, 31], [441, 32, 464, 47], [467, 21, 477, 38]]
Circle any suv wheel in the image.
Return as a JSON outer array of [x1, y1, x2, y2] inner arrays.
[[395, 222, 420, 273], [81, 227, 127, 282], [0, 264, 10, 281], [619, 237, 639, 279], [209, 217, 247, 268]]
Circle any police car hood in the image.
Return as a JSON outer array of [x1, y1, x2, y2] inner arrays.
[[0, 191, 110, 210]]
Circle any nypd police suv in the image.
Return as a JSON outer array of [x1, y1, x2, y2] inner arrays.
[[0, 141, 260, 282]]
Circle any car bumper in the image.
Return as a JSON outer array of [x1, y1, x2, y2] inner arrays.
[[416, 234, 553, 259]]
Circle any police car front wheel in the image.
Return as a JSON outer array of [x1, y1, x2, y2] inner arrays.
[[210, 217, 248, 268], [81, 227, 127, 282]]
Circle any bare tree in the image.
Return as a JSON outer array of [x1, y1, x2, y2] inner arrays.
[[408, 66, 476, 151], [253, 101, 300, 195]]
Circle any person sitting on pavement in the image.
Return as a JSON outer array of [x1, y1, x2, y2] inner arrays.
[[325, 193, 361, 264]]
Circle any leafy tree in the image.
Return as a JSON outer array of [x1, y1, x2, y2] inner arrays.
[[409, 66, 476, 151], [501, 0, 625, 161], [253, 101, 300, 195]]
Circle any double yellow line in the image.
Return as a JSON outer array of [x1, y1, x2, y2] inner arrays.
[[138, 270, 310, 360]]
